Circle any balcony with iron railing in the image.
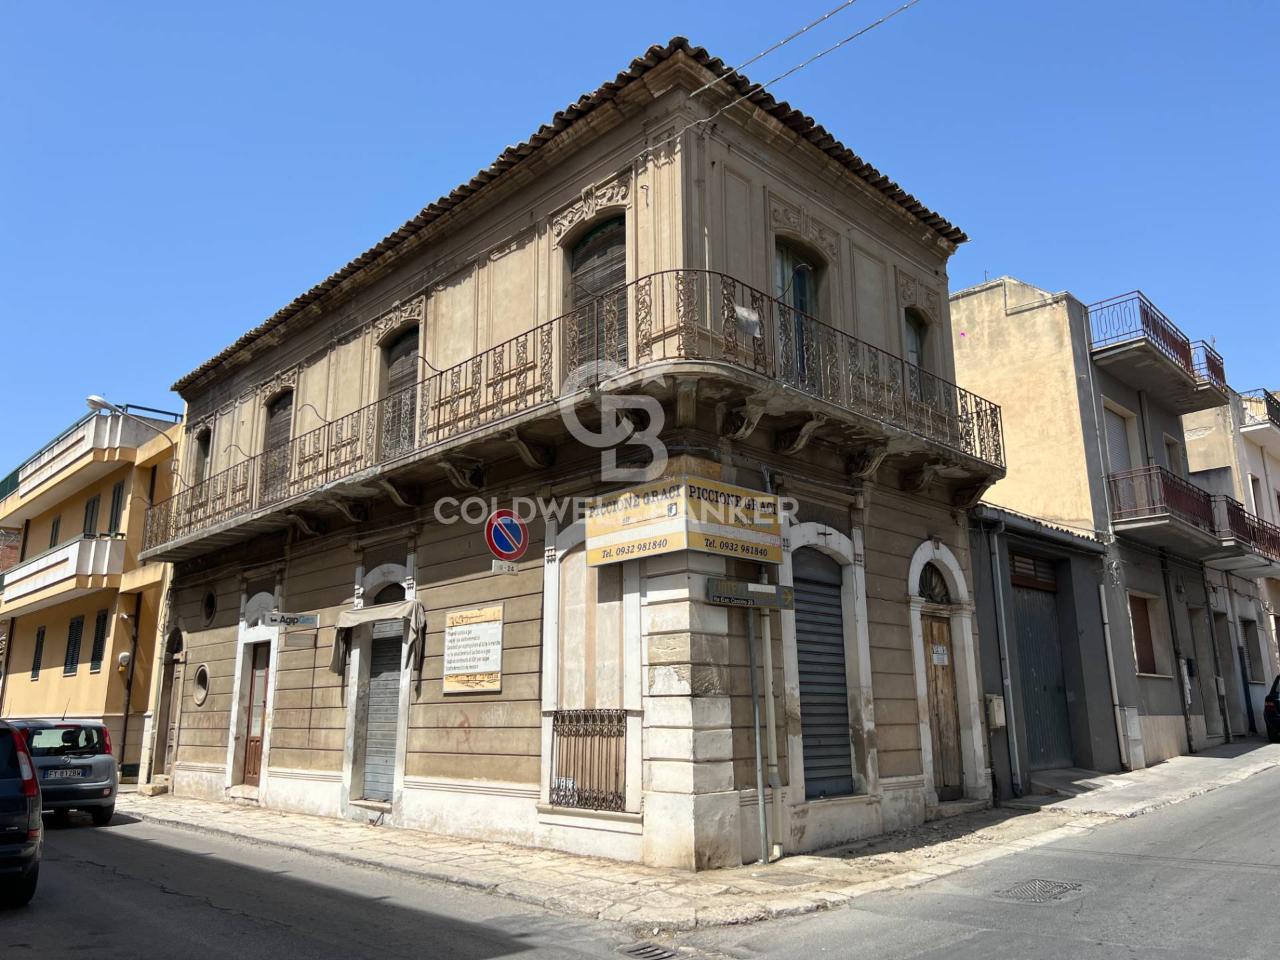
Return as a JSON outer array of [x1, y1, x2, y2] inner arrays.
[[143, 269, 1006, 560], [1107, 465, 1280, 574], [1240, 388, 1280, 456], [1087, 292, 1227, 412]]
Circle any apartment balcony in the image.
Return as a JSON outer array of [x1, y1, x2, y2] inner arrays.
[[0, 407, 182, 526], [0, 534, 127, 617], [1240, 388, 1280, 457], [1087, 292, 1228, 413], [1108, 465, 1280, 574], [143, 269, 1006, 562]]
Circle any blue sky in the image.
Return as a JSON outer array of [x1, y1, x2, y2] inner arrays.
[[2, 0, 1277, 469]]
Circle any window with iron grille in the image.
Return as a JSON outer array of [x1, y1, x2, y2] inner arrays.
[[90, 609, 110, 672], [548, 709, 626, 812], [63, 616, 85, 675], [31, 626, 45, 678], [107, 481, 125, 534], [83, 495, 101, 536]]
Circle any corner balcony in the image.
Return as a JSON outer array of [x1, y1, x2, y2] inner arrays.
[[0, 535, 127, 617], [1240, 389, 1280, 457], [143, 269, 1006, 562], [1087, 292, 1227, 413], [1108, 466, 1280, 574]]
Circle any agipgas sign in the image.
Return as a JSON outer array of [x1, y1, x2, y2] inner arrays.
[[585, 476, 783, 566]]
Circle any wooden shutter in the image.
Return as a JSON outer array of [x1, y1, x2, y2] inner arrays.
[[90, 609, 110, 671], [569, 218, 626, 306], [265, 392, 294, 450], [1010, 553, 1057, 591], [386, 329, 418, 395], [83, 495, 100, 536], [63, 616, 85, 675], [1129, 594, 1158, 674], [107, 482, 125, 534], [191, 430, 211, 483], [31, 626, 45, 677], [1105, 408, 1133, 474], [49, 516, 61, 549]]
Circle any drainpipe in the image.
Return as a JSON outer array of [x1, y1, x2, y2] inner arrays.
[[1202, 568, 1232, 743], [984, 522, 1022, 796], [1159, 552, 1195, 753], [1097, 583, 1131, 768]]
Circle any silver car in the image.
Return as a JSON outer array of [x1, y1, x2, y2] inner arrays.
[[9, 721, 118, 826]]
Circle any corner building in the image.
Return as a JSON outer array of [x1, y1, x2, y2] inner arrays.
[[143, 39, 1005, 868]]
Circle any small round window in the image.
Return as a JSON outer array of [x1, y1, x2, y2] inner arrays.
[[202, 590, 217, 625], [192, 664, 211, 706]]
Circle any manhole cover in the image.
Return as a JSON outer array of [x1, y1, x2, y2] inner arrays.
[[756, 872, 822, 888], [620, 944, 677, 960], [996, 879, 1082, 903]]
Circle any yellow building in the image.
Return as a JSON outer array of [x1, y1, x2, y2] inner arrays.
[[0, 402, 180, 779]]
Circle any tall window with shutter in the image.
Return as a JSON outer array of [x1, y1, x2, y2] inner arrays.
[[83, 495, 100, 536], [31, 626, 45, 678], [191, 428, 212, 485], [49, 516, 61, 550], [107, 481, 125, 534], [63, 616, 85, 675], [1104, 407, 1135, 474], [1129, 594, 1159, 675], [380, 328, 419, 459], [90, 609, 110, 672], [260, 391, 294, 503], [566, 217, 627, 379]]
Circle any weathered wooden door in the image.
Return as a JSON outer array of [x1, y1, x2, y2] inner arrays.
[[924, 614, 963, 801], [242, 643, 270, 787]]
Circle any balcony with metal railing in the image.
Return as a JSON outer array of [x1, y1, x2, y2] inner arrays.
[[1240, 388, 1280, 456], [1087, 292, 1227, 412], [1107, 465, 1280, 573], [143, 269, 1006, 561]]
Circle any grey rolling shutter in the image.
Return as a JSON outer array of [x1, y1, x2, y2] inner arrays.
[[361, 636, 401, 801], [1104, 408, 1133, 474], [793, 548, 854, 800]]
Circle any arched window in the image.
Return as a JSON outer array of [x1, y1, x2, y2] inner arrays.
[[372, 582, 406, 605], [919, 561, 952, 605], [566, 216, 628, 377], [774, 240, 821, 319], [904, 308, 929, 371], [261, 391, 294, 502], [380, 327, 419, 459]]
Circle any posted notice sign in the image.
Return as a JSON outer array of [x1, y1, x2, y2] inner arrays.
[[586, 476, 782, 566], [443, 606, 503, 694]]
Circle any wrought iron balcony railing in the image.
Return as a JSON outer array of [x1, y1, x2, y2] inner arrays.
[[1107, 465, 1215, 534], [1241, 388, 1280, 430], [144, 269, 1005, 552], [1088, 291, 1194, 374], [1217, 495, 1280, 564], [1191, 340, 1226, 393]]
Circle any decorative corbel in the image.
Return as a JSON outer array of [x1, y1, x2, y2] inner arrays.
[[319, 495, 366, 524], [719, 399, 767, 442], [441, 456, 485, 492], [502, 429, 553, 470], [284, 512, 322, 538], [900, 459, 946, 494], [372, 478, 418, 510], [846, 440, 890, 480], [775, 415, 827, 456], [951, 478, 996, 511]]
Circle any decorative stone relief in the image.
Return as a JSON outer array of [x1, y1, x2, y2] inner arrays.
[[895, 265, 941, 321], [769, 196, 802, 233], [370, 294, 426, 343], [257, 366, 298, 402], [806, 217, 840, 259], [770, 195, 841, 260], [551, 171, 631, 239]]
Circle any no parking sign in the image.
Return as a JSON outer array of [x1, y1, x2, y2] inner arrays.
[[484, 509, 528, 564]]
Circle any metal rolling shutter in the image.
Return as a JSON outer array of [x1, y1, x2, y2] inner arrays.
[[361, 636, 401, 802], [1012, 580, 1074, 771], [1104, 408, 1133, 474], [793, 549, 854, 800]]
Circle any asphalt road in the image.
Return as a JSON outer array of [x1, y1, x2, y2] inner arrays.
[[4, 769, 1277, 960], [685, 766, 1280, 960], [0, 813, 631, 960]]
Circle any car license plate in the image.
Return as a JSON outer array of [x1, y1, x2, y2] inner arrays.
[[45, 768, 86, 780]]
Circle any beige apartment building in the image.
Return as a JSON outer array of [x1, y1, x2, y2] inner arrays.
[[141, 39, 1006, 869], [0, 405, 180, 777], [953, 278, 1279, 779], [1184, 389, 1280, 730]]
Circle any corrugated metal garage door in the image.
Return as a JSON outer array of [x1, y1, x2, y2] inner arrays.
[[361, 636, 401, 802], [794, 548, 854, 800]]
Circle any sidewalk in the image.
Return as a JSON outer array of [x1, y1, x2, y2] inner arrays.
[[115, 741, 1280, 932]]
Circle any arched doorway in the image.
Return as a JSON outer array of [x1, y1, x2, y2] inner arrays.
[[918, 561, 962, 800]]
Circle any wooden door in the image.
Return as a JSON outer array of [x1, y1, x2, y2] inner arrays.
[[242, 643, 270, 786], [924, 614, 963, 801]]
